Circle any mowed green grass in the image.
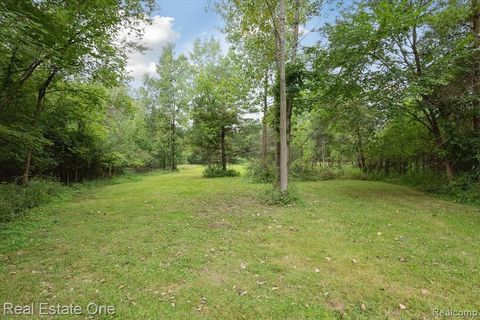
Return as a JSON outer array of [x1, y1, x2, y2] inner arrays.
[[1, 165, 479, 319]]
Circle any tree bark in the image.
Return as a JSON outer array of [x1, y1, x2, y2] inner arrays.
[[171, 117, 176, 170], [356, 127, 366, 169], [285, 0, 301, 162], [278, 0, 288, 192], [430, 114, 455, 180], [22, 67, 57, 184], [291, 0, 300, 61], [472, 0, 480, 132], [262, 69, 269, 165], [411, 24, 454, 180], [220, 126, 227, 171]]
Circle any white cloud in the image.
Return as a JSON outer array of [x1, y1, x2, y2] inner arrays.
[[180, 31, 230, 58], [120, 16, 179, 85]]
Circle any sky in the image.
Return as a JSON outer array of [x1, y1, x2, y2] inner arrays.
[[125, 0, 227, 86], [125, 0, 344, 87]]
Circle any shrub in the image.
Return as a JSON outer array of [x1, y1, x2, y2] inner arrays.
[[261, 185, 301, 206], [340, 166, 368, 180], [437, 174, 480, 206], [291, 164, 339, 181], [244, 161, 274, 183], [0, 179, 64, 223], [203, 166, 240, 178]]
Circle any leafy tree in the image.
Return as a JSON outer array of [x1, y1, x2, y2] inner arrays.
[[0, 0, 154, 183], [190, 38, 251, 170], [312, 0, 477, 179], [141, 43, 190, 170]]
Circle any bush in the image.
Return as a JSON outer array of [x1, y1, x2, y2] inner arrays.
[[291, 164, 340, 181], [437, 174, 480, 205], [244, 161, 274, 183], [261, 185, 301, 206], [0, 179, 64, 223], [340, 166, 368, 180], [203, 166, 240, 178]]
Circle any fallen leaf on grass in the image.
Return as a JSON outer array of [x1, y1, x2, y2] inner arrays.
[[236, 288, 247, 296], [360, 303, 366, 311]]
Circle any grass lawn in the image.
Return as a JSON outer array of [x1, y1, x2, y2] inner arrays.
[[1, 165, 479, 319]]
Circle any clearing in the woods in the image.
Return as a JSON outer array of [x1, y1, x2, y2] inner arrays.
[[1, 165, 479, 319]]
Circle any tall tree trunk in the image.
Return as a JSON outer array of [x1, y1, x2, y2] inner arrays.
[[412, 24, 454, 180], [472, 0, 480, 132], [356, 127, 366, 169], [171, 117, 176, 170], [430, 115, 455, 180], [285, 0, 301, 161], [262, 69, 269, 166], [220, 126, 227, 171], [291, 0, 300, 61], [278, 0, 288, 192], [22, 67, 57, 184]]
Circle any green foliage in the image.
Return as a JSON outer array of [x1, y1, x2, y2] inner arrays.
[[202, 166, 240, 178], [291, 164, 368, 181], [439, 175, 480, 206], [244, 161, 274, 183], [189, 38, 253, 167], [261, 185, 301, 206], [0, 0, 154, 182], [0, 179, 64, 223]]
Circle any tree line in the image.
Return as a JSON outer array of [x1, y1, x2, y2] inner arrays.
[[217, 0, 479, 196], [1, 0, 479, 199]]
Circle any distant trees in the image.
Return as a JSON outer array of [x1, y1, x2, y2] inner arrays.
[[297, 0, 480, 180], [140, 44, 190, 170], [189, 38, 252, 170], [216, 0, 321, 192]]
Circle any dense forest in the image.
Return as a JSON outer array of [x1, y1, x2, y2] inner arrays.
[[1, 0, 479, 198]]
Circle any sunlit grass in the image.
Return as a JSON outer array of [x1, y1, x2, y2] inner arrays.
[[1, 165, 479, 319]]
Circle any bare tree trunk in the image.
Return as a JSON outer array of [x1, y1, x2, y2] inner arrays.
[[356, 127, 366, 169], [171, 118, 176, 170], [412, 24, 455, 180], [430, 116, 455, 180], [445, 160, 455, 181], [22, 67, 57, 184], [278, 0, 288, 192], [220, 126, 227, 171], [291, 0, 300, 61], [472, 0, 480, 132], [285, 0, 301, 162], [75, 162, 78, 183], [262, 69, 269, 165]]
